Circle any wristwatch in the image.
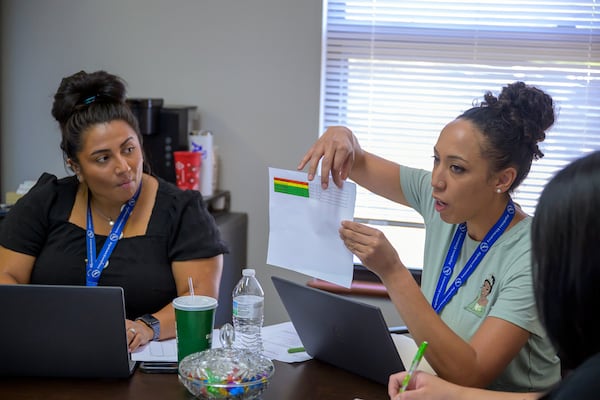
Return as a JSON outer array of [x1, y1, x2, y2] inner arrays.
[[136, 314, 160, 341]]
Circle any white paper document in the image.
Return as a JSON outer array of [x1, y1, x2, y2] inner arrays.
[[131, 322, 311, 363], [261, 321, 311, 363], [391, 333, 436, 375], [266, 167, 357, 288], [131, 338, 178, 362]]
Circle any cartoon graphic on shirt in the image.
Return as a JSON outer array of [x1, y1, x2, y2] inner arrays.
[[465, 275, 496, 317]]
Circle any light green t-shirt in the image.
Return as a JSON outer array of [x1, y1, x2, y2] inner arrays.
[[401, 166, 560, 392]]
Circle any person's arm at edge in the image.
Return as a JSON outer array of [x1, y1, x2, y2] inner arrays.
[[129, 254, 224, 343], [0, 246, 34, 284], [389, 370, 542, 400]]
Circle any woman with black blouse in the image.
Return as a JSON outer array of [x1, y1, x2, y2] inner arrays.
[[0, 70, 227, 352]]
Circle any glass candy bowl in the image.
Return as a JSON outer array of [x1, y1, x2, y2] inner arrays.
[[178, 323, 274, 400]]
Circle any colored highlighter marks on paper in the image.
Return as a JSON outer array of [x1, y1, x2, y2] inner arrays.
[[273, 177, 309, 198]]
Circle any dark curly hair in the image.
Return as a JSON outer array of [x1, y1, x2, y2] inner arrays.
[[458, 81, 555, 192], [51, 70, 147, 172]]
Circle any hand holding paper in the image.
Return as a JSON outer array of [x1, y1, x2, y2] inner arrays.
[[266, 168, 356, 288]]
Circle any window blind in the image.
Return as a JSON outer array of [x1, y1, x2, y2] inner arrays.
[[322, 0, 600, 227]]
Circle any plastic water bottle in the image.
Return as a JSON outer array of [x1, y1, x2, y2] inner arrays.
[[232, 268, 265, 354]]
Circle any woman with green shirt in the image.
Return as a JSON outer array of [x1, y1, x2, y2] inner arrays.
[[389, 150, 600, 399], [297, 82, 560, 391]]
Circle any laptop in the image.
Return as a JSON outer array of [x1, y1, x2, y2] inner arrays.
[[272, 276, 405, 385], [0, 284, 137, 378]]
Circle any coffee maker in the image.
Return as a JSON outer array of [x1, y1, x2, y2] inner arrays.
[[127, 98, 197, 183]]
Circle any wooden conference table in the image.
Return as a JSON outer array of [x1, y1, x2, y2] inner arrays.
[[0, 359, 390, 400]]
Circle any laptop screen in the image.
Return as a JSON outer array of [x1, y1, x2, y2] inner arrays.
[[272, 276, 404, 385], [0, 284, 136, 378]]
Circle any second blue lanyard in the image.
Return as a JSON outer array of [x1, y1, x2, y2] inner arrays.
[[432, 199, 515, 314]]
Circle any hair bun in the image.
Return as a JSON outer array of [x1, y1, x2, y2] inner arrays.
[[482, 81, 554, 159], [51, 70, 128, 127]]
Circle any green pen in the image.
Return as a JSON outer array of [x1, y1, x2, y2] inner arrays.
[[399, 341, 428, 393], [287, 346, 305, 354]]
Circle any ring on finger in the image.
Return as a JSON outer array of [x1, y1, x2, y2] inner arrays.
[[128, 328, 137, 335]]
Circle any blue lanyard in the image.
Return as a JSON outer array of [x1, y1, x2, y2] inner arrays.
[[85, 182, 142, 286], [432, 199, 515, 314]]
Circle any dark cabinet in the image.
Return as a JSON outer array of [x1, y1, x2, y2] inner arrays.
[[212, 212, 248, 327]]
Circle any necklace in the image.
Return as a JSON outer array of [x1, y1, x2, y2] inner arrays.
[[92, 202, 122, 226], [85, 182, 142, 286]]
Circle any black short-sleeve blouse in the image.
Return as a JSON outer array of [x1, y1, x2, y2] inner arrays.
[[0, 173, 228, 319]]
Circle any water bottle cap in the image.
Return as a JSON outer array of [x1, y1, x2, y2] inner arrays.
[[242, 268, 255, 277]]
